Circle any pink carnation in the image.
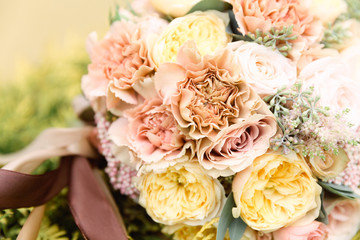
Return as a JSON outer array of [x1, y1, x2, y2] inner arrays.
[[82, 16, 167, 115], [108, 98, 194, 166], [228, 0, 323, 59], [154, 42, 276, 176]]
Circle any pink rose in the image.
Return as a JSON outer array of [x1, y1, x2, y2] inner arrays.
[[272, 221, 328, 240], [197, 114, 277, 177], [82, 16, 167, 115], [108, 98, 195, 166], [228, 0, 323, 60], [325, 198, 360, 240]]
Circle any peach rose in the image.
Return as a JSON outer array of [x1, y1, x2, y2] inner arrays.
[[325, 198, 360, 240], [228, 0, 323, 59], [82, 17, 167, 115], [229, 41, 297, 97], [272, 221, 328, 240], [300, 56, 360, 128], [307, 148, 350, 181], [154, 42, 269, 141], [108, 98, 195, 166], [232, 151, 322, 232], [197, 114, 277, 177]]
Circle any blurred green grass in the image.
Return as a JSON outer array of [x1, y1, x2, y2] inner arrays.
[[0, 44, 88, 154]]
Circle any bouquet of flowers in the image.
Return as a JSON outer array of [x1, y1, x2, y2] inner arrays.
[[1, 0, 360, 239]]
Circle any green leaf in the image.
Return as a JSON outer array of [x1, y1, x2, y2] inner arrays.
[[217, 192, 247, 240], [187, 0, 232, 14], [318, 181, 360, 199], [217, 193, 235, 240], [229, 216, 247, 240], [316, 190, 328, 224]]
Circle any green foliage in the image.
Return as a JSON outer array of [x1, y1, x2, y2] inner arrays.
[[265, 83, 359, 158], [112, 190, 168, 240], [0, 43, 88, 238], [345, 0, 360, 21], [247, 26, 298, 57], [318, 181, 360, 199], [216, 192, 247, 240], [187, 0, 232, 15], [0, 208, 31, 239], [316, 190, 328, 225], [0, 46, 87, 154], [321, 22, 351, 48]]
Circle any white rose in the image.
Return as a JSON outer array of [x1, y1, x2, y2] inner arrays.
[[229, 41, 297, 97], [300, 57, 360, 128]]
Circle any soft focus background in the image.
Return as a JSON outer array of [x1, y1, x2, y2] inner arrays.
[[0, 0, 123, 153], [0, 0, 119, 81]]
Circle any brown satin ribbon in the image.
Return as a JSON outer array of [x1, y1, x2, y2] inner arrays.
[[0, 156, 128, 240]]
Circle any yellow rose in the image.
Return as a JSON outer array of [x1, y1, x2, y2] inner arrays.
[[171, 218, 256, 240], [232, 151, 322, 232], [149, 0, 201, 17], [138, 162, 225, 225], [151, 11, 231, 67]]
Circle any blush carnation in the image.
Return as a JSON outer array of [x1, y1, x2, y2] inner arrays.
[[154, 42, 274, 141], [82, 17, 167, 115], [108, 98, 195, 169]]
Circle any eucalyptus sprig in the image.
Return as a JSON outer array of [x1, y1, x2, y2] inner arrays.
[[247, 25, 298, 56], [321, 22, 351, 48], [265, 82, 358, 157]]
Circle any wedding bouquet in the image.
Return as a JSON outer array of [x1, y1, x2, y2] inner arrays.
[[83, 0, 360, 239], [1, 0, 360, 239]]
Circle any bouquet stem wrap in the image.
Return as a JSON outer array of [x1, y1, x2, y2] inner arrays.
[[0, 127, 128, 240]]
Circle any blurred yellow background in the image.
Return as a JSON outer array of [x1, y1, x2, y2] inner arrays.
[[0, 0, 122, 81]]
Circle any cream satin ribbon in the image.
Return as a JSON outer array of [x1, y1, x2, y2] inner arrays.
[[0, 127, 97, 240]]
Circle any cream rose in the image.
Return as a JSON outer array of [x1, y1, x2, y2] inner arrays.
[[232, 151, 322, 232], [229, 41, 297, 97], [307, 148, 350, 181], [309, 0, 347, 24], [197, 114, 277, 177], [300, 56, 360, 128], [154, 42, 268, 141], [138, 162, 225, 226], [151, 11, 231, 67], [149, 0, 201, 17], [325, 198, 360, 240]]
